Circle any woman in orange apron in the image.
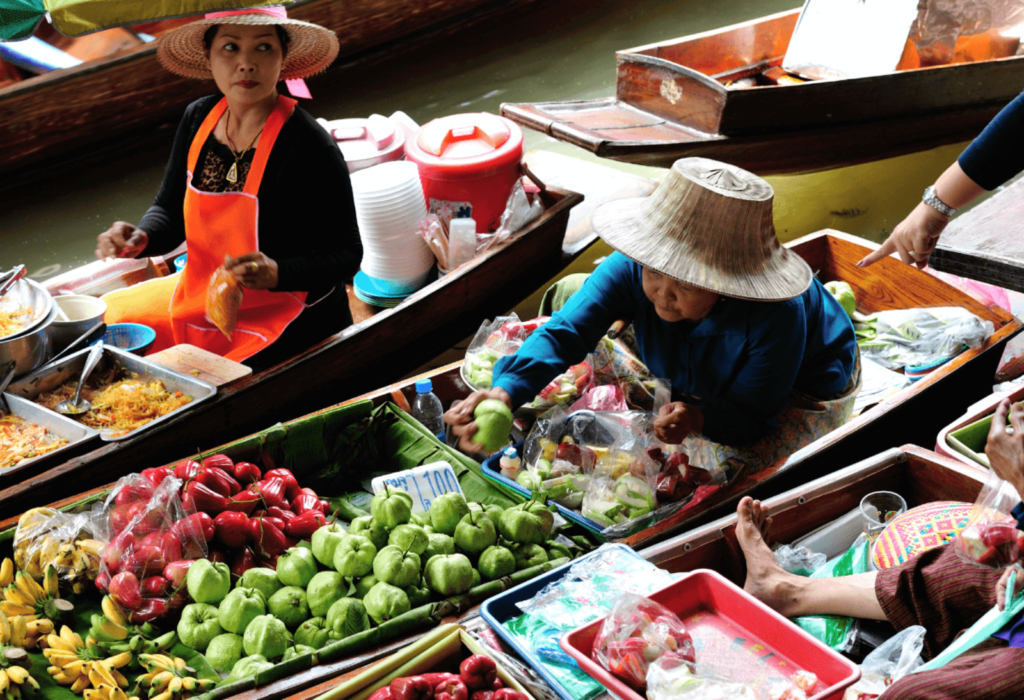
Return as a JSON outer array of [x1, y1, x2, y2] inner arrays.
[[96, 7, 362, 370]]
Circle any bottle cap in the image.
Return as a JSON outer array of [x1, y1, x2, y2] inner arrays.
[[415, 378, 433, 394]]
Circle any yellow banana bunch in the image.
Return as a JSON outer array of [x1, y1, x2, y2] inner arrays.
[[135, 655, 214, 700], [43, 626, 130, 696], [0, 663, 40, 700], [14, 507, 103, 590], [84, 685, 138, 700], [1, 569, 74, 649]]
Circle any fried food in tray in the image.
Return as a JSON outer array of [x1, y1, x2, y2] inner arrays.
[[0, 307, 32, 339], [0, 413, 69, 468], [34, 365, 193, 438]]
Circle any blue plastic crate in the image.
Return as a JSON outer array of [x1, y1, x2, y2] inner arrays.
[[481, 442, 607, 539], [479, 543, 644, 700]]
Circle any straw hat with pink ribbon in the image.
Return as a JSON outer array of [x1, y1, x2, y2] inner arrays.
[[156, 5, 339, 98]]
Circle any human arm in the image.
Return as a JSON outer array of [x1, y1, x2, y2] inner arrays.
[[489, 254, 640, 409], [859, 90, 1024, 269]]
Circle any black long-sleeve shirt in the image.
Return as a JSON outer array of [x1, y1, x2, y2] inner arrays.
[[138, 95, 363, 370], [958, 90, 1024, 191]]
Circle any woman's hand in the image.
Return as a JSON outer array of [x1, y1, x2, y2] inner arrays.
[[857, 202, 949, 269], [996, 563, 1024, 610], [985, 398, 1024, 500], [227, 252, 279, 290], [444, 387, 512, 453], [654, 401, 704, 445], [96, 222, 148, 260]]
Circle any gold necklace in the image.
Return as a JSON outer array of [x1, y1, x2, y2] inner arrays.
[[223, 108, 265, 184]]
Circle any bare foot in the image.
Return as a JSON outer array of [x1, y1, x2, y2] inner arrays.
[[736, 497, 803, 617]]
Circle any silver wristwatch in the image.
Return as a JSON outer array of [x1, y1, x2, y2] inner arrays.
[[923, 185, 956, 217]]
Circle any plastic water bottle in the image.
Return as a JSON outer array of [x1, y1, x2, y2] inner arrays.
[[412, 378, 445, 441]]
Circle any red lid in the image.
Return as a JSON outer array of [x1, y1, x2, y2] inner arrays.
[[406, 113, 523, 179]]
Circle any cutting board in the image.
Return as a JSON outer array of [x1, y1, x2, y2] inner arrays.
[[147, 344, 252, 388]]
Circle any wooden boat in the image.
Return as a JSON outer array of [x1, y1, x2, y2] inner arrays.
[[500, 9, 1024, 174], [0, 186, 582, 514], [638, 444, 985, 589], [0, 374, 576, 700], [325, 230, 1018, 548], [0, 0, 538, 182]]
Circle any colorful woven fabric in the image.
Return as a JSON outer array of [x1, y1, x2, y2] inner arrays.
[[872, 501, 973, 570]]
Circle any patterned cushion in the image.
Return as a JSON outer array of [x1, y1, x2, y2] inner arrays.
[[872, 501, 973, 570]]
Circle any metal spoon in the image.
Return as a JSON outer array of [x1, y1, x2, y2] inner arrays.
[[54, 343, 104, 416]]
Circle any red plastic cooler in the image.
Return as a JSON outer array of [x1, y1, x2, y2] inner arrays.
[[404, 112, 523, 231]]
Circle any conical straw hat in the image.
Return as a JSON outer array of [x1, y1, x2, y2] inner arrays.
[[592, 158, 812, 301], [157, 6, 339, 81]]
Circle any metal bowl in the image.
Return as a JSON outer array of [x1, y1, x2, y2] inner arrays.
[[0, 278, 54, 340], [0, 306, 56, 377]]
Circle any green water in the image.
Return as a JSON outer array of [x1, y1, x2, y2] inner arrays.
[[1, 0, 802, 279]]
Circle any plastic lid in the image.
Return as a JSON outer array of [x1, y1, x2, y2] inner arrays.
[[415, 378, 433, 393], [329, 115, 402, 160], [416, 113, 511, 159]]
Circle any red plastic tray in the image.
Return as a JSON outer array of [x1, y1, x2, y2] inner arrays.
[[560, 569, 860, 700]]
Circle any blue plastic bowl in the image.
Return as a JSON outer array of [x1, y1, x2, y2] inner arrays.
[[103, 323, 157, 355], [174, 254, 187, 272]]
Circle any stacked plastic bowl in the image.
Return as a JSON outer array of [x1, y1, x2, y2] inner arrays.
[[350, 161, 435, 306]]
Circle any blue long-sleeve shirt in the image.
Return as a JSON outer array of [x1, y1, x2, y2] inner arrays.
[[958, 90, 1024, 190], [492, 253, 857, 446]]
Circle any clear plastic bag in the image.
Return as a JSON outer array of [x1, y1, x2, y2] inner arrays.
[[646, 661, 758, 700], [591, 592, 695, 689], [13, 507, 104, 593], [954, 467, 1023, 569], [843, 626, 925, 699], [856, 307, 994, 370], [463, 313, 550, 389], [477, 178, 544, 253], [773, 544, 828, 577], [96, 473, 207, 621], [206, 266, 243, 341], [523, 358, 594, 411], [589, 336, 671, 413], [517, 543, 674, 631]]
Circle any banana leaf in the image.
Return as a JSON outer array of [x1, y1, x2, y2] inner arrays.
[[0, 0, 290, 42]]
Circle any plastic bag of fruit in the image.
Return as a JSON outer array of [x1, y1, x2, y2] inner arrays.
[[954, 467, 1024, 569], [591, 592, 695, 690], [13, 507, 104, 593], [464, 314, 549, 389], [646, 659, 757, 700], [94, 470, 207, 620]]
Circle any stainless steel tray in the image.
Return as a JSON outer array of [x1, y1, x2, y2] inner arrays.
[[0, 394, 99, 474], [9, 344, 217, 442]]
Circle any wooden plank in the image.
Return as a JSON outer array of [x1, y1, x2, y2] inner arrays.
[[502, 98, 999, 174], [930, 177, 1024, 292], [146, 344, 253, 388]]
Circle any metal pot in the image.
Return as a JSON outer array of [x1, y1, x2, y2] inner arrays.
[[1, 277, 54, 341], [0, 305, 56, 377]]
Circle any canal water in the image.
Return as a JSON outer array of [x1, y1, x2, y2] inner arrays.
[[2, 0, 969, 281]]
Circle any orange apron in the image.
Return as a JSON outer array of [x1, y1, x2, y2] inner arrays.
[[103, 96, 306, 362]]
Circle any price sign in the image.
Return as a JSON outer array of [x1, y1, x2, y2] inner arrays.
[[370, 461, 464, 513]]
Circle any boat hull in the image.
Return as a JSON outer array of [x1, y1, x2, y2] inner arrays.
[[0, 187, 582, 513]]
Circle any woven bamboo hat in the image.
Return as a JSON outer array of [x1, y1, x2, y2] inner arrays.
[[157, 6, 339, 81], [592, 158, 812, 301]]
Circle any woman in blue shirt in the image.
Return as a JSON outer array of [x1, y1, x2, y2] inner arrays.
[[446, 158, 859, 472]]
